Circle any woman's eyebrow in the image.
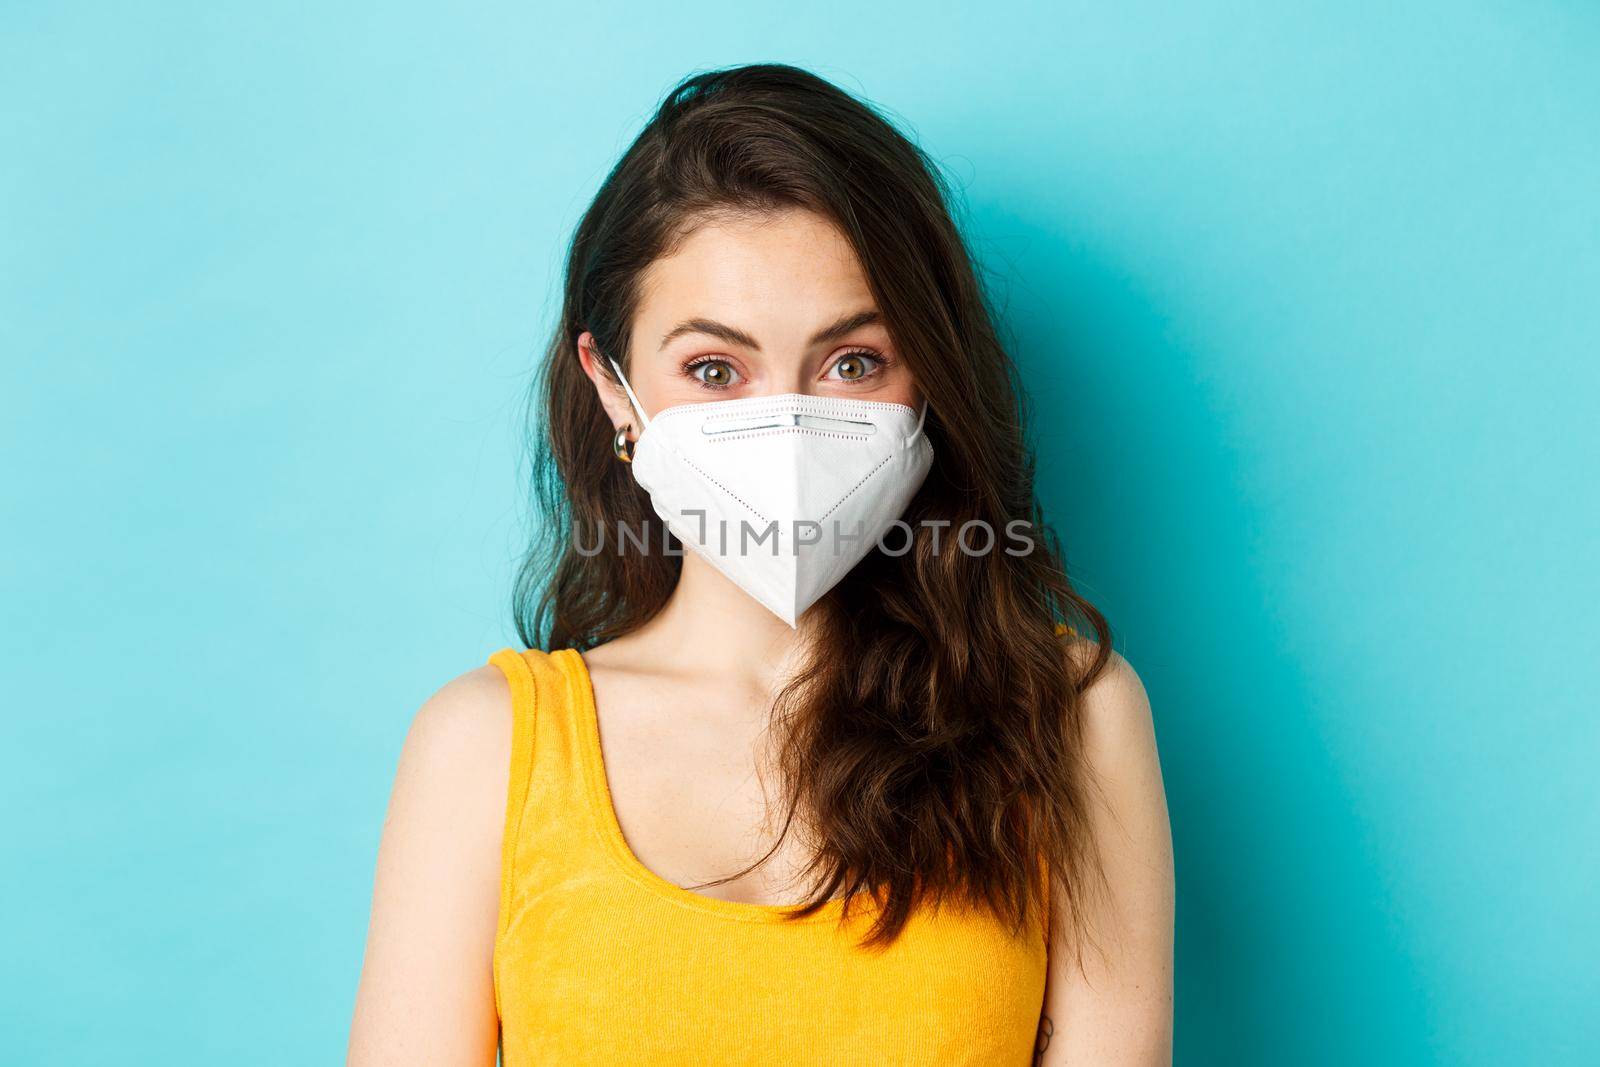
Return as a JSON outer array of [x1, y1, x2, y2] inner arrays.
[[659, 318, 762, 350], [657, 309, 882, 351], [809, 309, 881, 346]]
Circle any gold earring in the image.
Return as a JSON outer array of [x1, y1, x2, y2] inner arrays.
[[613, 423, 634, 463]]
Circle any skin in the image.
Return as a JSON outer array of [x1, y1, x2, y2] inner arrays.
[[347, 208, 1175, 1065]]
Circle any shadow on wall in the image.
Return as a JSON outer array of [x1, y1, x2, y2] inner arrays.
[[977, 200, 1434, 1065]]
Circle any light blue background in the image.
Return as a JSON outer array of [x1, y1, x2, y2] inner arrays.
[[3, 2, 1595, 1063]]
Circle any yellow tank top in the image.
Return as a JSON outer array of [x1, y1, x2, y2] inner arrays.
[[487, 647, 1050, 1065]]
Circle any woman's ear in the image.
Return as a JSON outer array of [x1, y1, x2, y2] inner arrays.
[[576, 331, 639, 432]]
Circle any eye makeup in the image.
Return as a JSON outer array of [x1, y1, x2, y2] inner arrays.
[[676, 347, 896, 391]]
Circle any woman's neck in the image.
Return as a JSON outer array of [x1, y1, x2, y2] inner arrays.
[[619, 552, 814, 699]]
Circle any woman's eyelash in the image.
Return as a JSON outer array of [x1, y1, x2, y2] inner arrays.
[[681, 356, 738, 386], [830, 349, 891, 376], [678, 350, 892, 385]]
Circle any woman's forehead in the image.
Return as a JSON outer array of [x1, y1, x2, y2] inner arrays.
[[636, 209, 876, 338]]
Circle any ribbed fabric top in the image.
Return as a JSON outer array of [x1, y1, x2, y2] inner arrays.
[[486, 647, 1049, 1065]]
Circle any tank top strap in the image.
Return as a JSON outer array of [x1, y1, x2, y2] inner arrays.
[[486, 647, 595, 934]]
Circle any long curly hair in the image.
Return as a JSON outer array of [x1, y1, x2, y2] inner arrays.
[[513, 63, 1114, 955]]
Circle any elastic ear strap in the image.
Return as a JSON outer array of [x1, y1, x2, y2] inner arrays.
[[607, 357, 651, 430], [913, 399, 929, 438]]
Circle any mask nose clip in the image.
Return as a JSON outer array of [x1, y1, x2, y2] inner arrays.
[[700, 411, 879, 437]]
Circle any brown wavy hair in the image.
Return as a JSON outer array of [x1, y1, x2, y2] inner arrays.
[[513, 63, 1114, 955]]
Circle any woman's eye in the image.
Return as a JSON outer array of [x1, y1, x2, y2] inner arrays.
[[689, 359, 739, 386], [829, 351, 882, 381]]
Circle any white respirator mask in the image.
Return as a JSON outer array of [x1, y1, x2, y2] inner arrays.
[[608, 357, 934, 627]]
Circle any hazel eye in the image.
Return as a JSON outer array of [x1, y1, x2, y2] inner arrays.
[[690, 359, 739, 387], [829, 351, 882, 381]]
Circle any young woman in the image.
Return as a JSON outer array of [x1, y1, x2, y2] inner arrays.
[[348, 64, 1174, 1065]]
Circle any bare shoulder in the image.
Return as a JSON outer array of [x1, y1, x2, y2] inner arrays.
[[379, 663, 516, 855], [1064, 638, 1157, 757], [375, 661, 515, 875], [400, 663, 514, 768], [1061, 638, 1169, 859], [1040, 639, 1174, 1064], [347, 663, 511, 1063]]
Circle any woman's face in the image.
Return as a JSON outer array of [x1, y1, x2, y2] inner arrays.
[[580, 207, 920, 430]]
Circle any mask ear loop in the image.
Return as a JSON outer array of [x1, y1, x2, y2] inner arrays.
[[911, 399, 929, 442], [607, 356, 651, 431]]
